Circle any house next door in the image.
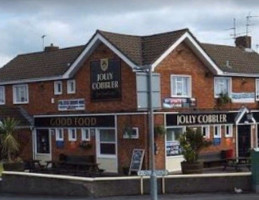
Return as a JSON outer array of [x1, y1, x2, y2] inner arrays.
[[238, 125, 251, 157], [34, 129, 51, 163]]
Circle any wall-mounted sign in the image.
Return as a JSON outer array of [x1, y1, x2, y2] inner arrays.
[[58, 99, 85, 111], [166, 112, 236, 126], [35, 115, 115, 127], [90, 59, 121, 100], [231, 92, 255, 103], [163, 98, 196, 109], [166, 141, 182, 156]]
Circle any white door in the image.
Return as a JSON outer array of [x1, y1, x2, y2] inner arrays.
[[165, 127, 184, 172], [96, 129, 117, 173], [34, 129, 52, 164]]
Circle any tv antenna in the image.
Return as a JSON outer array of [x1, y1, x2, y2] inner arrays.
[[41, 35, 47, 50], [229, 18, 237, 39], [246, 12, 259, 36]]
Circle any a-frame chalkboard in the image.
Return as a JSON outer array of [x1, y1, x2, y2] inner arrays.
[[128, 149, 145, 175]]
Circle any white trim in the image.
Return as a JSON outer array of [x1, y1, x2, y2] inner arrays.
[[67, 79, 76, 94], [55, 128, 64, 141], [54, 81, 62, 95], [225, 124, 233, 137], [0, 76, 64, 85], [63, 33, 137, 78], [151, 33, 223, 75], [0, 86, 5, 105], [81, 128, 90, 141], [123, 127, 139, 139], [12, 84, 29, 104], [170, 74, 192, 98], [214, 77, 232, 98], [68, 128, 77, 141], [213, 125, 221, 138]]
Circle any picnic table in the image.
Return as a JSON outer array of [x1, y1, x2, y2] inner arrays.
[[223, 157, 251, 171]]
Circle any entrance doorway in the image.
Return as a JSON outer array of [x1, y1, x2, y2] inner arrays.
[[34, 129, 51, 163], [238, 125, 251, 157], [96, 129, 117, 173], [165, 127, 184, 172]]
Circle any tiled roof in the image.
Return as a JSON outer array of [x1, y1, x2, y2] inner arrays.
[[0, 106, 32, 127], [99, 29, 187, 65], [0, 45, 85, 82], [201, 43, 259, 74]]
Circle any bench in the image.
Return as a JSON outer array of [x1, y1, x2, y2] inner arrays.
[[48, 154, 104, 176], [199, 151, 226, 168]]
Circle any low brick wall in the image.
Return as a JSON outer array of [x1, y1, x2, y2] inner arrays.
[[1, 172, 252, 197]]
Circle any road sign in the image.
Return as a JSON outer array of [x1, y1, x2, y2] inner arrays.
[[138, 170, 169, 176]]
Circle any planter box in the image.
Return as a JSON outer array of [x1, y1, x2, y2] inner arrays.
[[3, 162, 24, 171], [181, 161, 203, 174]]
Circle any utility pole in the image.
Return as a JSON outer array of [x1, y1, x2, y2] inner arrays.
[[148, 65, 158, 200]]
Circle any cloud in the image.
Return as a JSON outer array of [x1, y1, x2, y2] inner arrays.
[[0, 0, 258, 67]]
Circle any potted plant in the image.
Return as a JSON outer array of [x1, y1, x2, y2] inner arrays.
[[179, 127, 211, 174], [0, 117, 24, 171], [216, 93, 231, 108], [154, 125, 166, 138]]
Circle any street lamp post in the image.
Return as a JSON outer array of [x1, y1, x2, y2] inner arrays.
[[147, 65, 158, 200]]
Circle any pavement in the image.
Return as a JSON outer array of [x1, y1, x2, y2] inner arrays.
[[0, 193, 259, 200]]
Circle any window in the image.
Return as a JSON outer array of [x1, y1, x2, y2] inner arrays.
[[166, 128, 183, 156], [171, 75, 191, 98], [68, 128, 77, 141], [225, 125, 233, 137], [123, 127, 139, 139], [55, 128, 64, 141], [202, 126, 210, 139], [214, 77, 231, 98], [99, 129, 116, 156], [54, 81, 62, 95], [0, 86, 5, 105], [67, 80, 76, 94], [13, 84, 29, 104], [81, 128, 90, 141], [214, 125, 221, 138], [256, 79, 259, 101]]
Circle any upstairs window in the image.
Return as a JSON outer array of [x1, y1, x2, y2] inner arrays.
[[171, 75, 191, 98], [214, 77, 231, 98], [13, 84, 29, 104], [0, 86, 5, 105], [54, 81, 62, 95], [256, 79, 259, 101], [67, 80, 76, 94]]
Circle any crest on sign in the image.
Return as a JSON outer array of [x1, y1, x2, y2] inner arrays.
[[100, 58, 109, 71]]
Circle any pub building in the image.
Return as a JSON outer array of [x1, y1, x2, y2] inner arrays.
[[0, 28, 259, 173]]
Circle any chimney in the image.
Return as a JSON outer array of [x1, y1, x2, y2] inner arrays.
[[235, 36, 251, 49], [44, 43, 59, 52]]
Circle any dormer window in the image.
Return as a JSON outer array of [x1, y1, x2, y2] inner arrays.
[[67, 80, 76, 94], [54, 81, 62, 95], [13, 84, 29, 104], [171, 75, 191, 98]]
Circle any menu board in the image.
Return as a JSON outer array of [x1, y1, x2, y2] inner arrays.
[[129, 149, 145, 175]]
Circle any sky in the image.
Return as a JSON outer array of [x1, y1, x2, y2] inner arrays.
[[0, 0, 259, 67]]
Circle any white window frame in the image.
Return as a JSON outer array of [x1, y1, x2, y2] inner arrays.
[[97, 129, 116, 158], [54, 81, 62, 95], [13, 84, 29, 104], [68, 128, 77, 141], [170, 75, 192, 98], [214, 77, 232, 98], [123, 127, 139, 139], [213, 125, 221, 138], [202, 126, 210, 139], [55, 128, 64, 141], [0, 86, 5, 105], [225, 124, 233, 137], [256, 79, 259, 101], [67, 80, 76, 94], [81, 128, 90, 141]]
